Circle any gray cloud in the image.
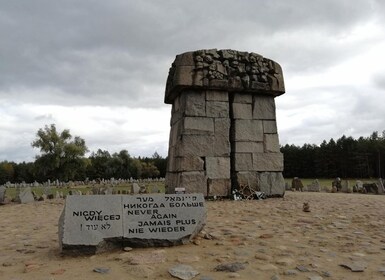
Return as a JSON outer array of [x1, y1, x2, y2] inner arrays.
[[1, 0, 385, 162], [1, 0, 383, 105]]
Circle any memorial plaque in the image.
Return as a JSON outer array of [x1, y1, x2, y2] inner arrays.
[[122, 194, 205, 245], [59, 194, 206, 253], [59, 195, 123, 247]]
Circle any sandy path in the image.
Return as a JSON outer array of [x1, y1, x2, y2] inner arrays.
[[0, 192, 384, 280]]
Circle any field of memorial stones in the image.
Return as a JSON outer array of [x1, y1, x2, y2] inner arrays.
[[284, 178, 378, 191], [1, 181, 165, 201]]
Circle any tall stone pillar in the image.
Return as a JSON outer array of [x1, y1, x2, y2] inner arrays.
[[164, 49, 285, 197]]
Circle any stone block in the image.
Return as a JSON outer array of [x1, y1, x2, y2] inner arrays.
[[213, 136, 231, 156], [214, 118, 230, 137], [179, 171, 208, 196], [256, 172, 285, 196], [234, 119, 263, 142], [213, 118, 231, 156], [176, 135, 214, 157], [183, 117, 214, 135], [193, 69, 205, 87], [167, 147, 176, 172], [170, 109, 182, 126], [256, 172, 270, 194], [208, 179, 231, 197], [175, 156, 205, 172], [173, 95, 181, 113], [264, 134, 280, 152], [234, 141, 263, 153], [165, 172, 179, 193], [181, 91, 206, 117], [252, 153, 284, 171], [253, 96, 276, 120], [236, 172, 258, 188], [209, 79, 228, 88], [173, 66, 195, 87], [273, 73, 285, 92], [232, 93, 252, 104], [206, 101, 229, 118], [206, 90, 228, 102], [263, 120, 277, 133], [205, 157, 230, 179], [174, 52, 195, 66], [234, 153, 253, 171], [232, 103, 252, 119], [169, 120, 182, 146]]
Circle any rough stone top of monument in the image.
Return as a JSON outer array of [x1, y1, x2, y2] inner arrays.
[[165, 49, 285, 104]]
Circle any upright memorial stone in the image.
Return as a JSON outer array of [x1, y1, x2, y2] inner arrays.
[[59, 194, 206, 253], [307, 179, 320, 192], [164, 49, 285, 197], [132, 183, 140, 194], [377, 178, 385, 194], [341, 180, 352, 193], [0, 186, 6, 204], [17, 187, 35, 203]]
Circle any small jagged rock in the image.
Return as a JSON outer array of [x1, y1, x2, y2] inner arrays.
[[168, 264, 199, 280], [214, 262, 246, 272]]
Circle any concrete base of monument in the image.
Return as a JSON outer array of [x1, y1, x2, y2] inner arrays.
[[58, 194, 207, 254]]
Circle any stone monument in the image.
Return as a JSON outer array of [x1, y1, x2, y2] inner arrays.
[[164, 49, 285, 197]]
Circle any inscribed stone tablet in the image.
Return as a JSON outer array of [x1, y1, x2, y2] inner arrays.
[[122, 194, 206, 242], [60, 195, 123, 246]]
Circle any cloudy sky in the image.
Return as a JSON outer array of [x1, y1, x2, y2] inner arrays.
[[1, 0, 385, 163]]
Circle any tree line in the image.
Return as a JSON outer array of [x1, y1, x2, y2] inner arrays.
[[0, 124, 167, 185], [2, 124, 385, 184], [281, 131, 385, 179]]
